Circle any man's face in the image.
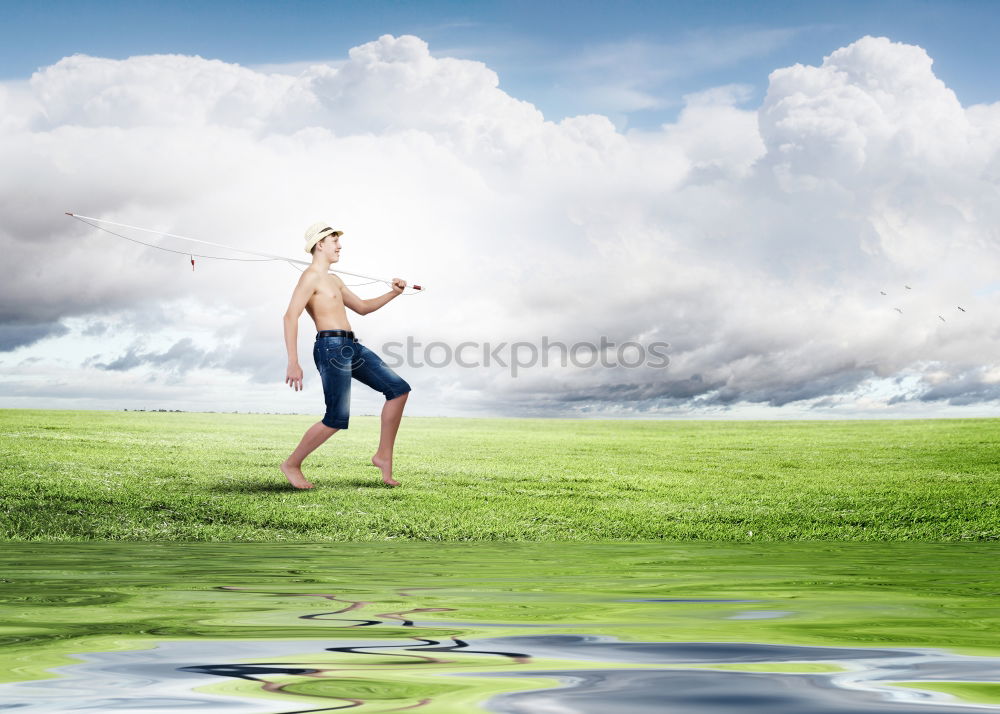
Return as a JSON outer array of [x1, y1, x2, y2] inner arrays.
[[319, 234, 341, 262]]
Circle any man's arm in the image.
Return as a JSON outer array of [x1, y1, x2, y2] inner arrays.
[[283, 271, 319, 391], [341, 278, 406, 316]]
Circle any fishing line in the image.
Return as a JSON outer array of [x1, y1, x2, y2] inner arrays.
[[66, 212, 425, 294], [70, 214, 276, 262], [282, 259, 383, 287]]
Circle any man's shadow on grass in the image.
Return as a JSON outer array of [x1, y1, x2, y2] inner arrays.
[[213, 477, 394, 493]]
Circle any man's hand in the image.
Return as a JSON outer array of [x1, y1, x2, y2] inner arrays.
[[391, 278, 407, 294], [286, 363, 304, 391]]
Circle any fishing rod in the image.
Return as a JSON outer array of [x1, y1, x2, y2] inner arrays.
[[65, 212, 424, 293]]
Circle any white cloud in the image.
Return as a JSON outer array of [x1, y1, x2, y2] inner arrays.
[[1, 33, 998, 418]]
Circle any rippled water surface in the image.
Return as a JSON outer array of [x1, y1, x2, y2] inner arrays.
[[2, 543, 999, 713]]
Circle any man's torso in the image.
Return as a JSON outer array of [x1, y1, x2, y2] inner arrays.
[[305, 273, 352, 331]]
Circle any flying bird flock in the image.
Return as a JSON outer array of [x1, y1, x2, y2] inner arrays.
[[882, 284, 967, 323]]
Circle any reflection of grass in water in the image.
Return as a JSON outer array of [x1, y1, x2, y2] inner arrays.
[[670, 662, 846, 673], [194, 668, 567, 713], [0, 636, 160, 685], [2, 542, 1000, 691], [2, 409, 999, 540], [891, 681, 1000, 706], [190, 651, 846, 711]]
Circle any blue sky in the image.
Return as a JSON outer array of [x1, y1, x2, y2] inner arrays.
[[3, 0, 999, 130]]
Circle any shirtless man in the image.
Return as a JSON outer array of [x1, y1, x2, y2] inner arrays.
[[281, 223, 412, 488]]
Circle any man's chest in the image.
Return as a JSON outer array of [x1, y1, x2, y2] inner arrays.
[[311, 278, 344, 306]]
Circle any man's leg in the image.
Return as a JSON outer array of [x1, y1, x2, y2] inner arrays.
[[286, 337, 352, 489], [371, 392, 408, 487], [281, 422, 338, 489], [351, 342, 411, 487]]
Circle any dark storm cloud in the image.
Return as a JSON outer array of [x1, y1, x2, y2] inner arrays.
[[421, 356, 882, 415], [80, 320, 110, 336], [557, 374, 725, 404], [0, 320, 70, 351], [547, 368, 870, 412], [699, 367, 877, 408], [888, 370, 1000, 407], [92, 337, 229, 375]]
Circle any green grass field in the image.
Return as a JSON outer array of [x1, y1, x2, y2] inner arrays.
[[1, 409, 997, 541]]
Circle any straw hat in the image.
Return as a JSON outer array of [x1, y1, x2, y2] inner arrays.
[[304, 222, 344, 254]]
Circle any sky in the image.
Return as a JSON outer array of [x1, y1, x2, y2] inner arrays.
[[1, 0, 999, 419], [4, 0, 1000, 130]]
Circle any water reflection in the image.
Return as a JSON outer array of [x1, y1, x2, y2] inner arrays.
[[3, 636, 999, 713], [0, 543, 998, 712]]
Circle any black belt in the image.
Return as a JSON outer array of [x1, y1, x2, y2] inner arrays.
[[316, 330, 358, 341]]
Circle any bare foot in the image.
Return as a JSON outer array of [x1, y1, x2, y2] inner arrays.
[[371, 453, 400, 487], [280, 459, 314, 489]]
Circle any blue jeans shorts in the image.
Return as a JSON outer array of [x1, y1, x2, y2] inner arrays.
[[313, 334, 411, 430]]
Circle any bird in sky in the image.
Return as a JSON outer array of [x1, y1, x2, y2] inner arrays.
[[877, 286, 968, 321]]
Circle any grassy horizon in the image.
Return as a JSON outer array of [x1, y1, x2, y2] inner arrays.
[[1, 408, 998, 541]]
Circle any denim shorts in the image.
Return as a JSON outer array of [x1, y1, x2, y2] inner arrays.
[[313, 335, 411, 430]]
